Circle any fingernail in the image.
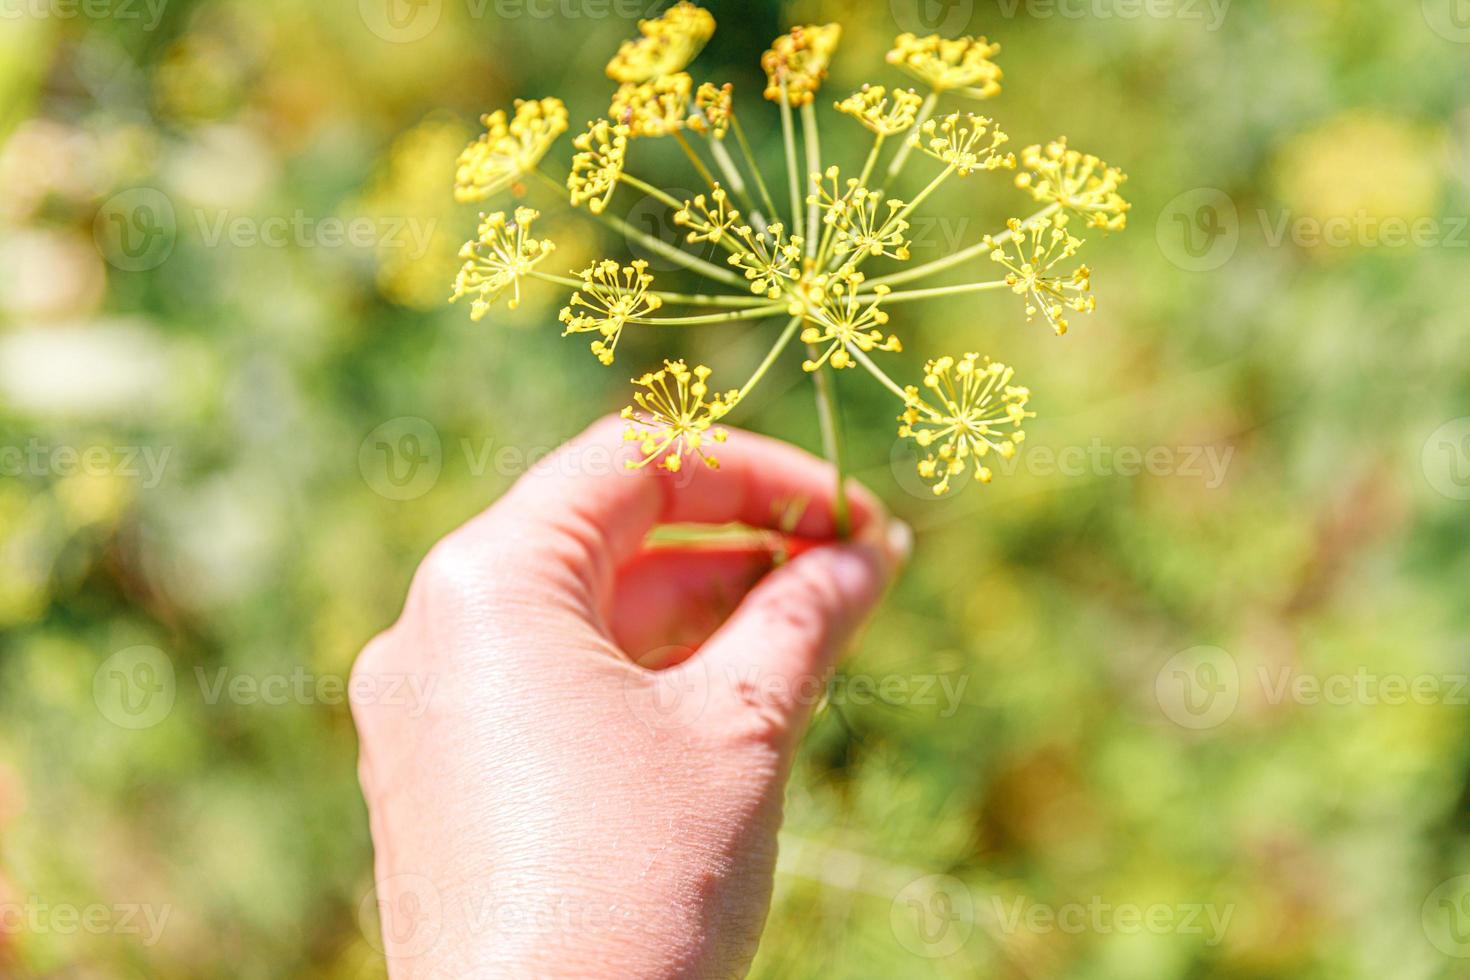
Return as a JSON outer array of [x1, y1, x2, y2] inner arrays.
[[886, 519, 913, 565]]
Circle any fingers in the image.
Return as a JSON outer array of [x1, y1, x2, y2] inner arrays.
[[691, 517, 911, 744], [458, 415, 888, 596]]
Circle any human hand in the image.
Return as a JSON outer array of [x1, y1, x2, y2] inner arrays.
[[351, 416, 910, 978]]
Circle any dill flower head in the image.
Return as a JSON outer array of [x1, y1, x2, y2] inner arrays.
[[835, 84, 923, 137], [450, 207, 554, 319], [605, 1, 716, 84], [559, 259, 662, 365], [898, 354, 1032, 495], [918, 112, 1015, 175], [673, 185, 742, 244], [454, 98, 568, 203], [799, 273, 901, 371], [567, 120, 629, 214], [729, 222, 805, 297], [886, 33, 1003, 100], [813, 168, 910, 262], [689, 82, 734, 138], [621, 359, 738, 472], [1016, 137, 1131, 230], [988, 213, 1093, 335], [762, 24, 842, 107], [610, 73, 693, 138]]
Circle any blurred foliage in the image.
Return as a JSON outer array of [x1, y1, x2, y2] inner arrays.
[[2, 0, 1469, 976]]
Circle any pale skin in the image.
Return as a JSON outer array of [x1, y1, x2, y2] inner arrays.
[[351, 416, 910, 978]]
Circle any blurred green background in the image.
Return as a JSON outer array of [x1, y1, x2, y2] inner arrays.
[[3, 0, 1470, 976]]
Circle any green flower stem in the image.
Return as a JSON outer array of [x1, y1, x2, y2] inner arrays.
[[707, 136, 763, 226], [858, 279, 1009, 304], [856, 132, 885, 189], [778, 84, 804, 241], [731, 114, 781, 226], [892, 163, 954, 227], [618, 172, 687, 212], [848, 345, 911, 402], [808, 350, 851, 538], [800, 101, 822, 258], [528, 270, 585, 288], [533, 168, 744, 287], [654, 290, 771, 308], [884, 90, 938, 181], [865, 202, 1061, 288], [736, 314, 802, 401], [633, 303, 787, 325], [672, 131, 719, 192]]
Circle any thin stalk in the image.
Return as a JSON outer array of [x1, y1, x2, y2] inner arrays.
[[848, 345, 910, 401], [708, 137, 764, 229], [533, 168, 744, 286], [856, 132, 885, 189], [807, 353, 850, 538], [633, 303, 787, 325], [884, 91, 938, 182], [736, 314, 802, 400], [858, 279, 1009, 304], [652, 290, 771, 308], [673, 131, 719, 191], [800, 101, 822, 258], [892, 164, 953, 227], [528, 270, 585, 288], [865, 202, 1060, 288], [778, 83, 804, 241], [731, 115, 781, 225], [618, 172, 686, 212]]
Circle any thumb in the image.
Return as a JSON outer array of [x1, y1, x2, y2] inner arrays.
[[694, 517, 912, 741]]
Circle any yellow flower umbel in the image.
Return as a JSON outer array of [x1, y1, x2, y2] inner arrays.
[[799, 274, 900, 371], [762, 24, 842, 106], [689, 81, 734, 138], [446, 9, 1134, 510], [454, 98, 568, 202], [605, 1, 716, 84], [898, 354, 1033, 495], [988, 214, 1093, 335], [567, 120, 628, 214], [919, 112, 1015, 175], [559, 259, 662, 365], [450, 208, 554, 319], [729, 222, 804, 297], [622, 359, 737, 472], [886, 34, 1003, 100], [836, 84, 923, 137], [1016, 137, 1131, 230], [610, 73, 693, 138]]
